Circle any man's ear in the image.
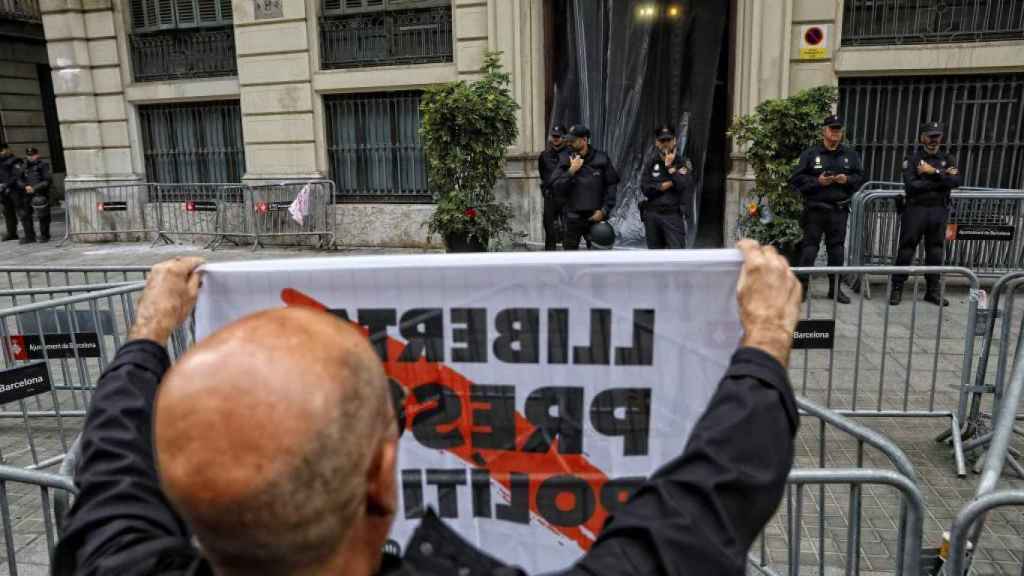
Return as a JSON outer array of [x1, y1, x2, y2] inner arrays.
[[366, 437, 398, 518]]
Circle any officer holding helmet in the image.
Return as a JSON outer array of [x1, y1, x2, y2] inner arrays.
[[550, 124, 620, 250], [890, 121, 961, 307]]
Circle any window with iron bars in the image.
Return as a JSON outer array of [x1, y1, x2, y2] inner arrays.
[[128, 0, 237, 82], [841, 0, 1024, 46], [319, 0, 453, 70], [139, 101, 245, 184], [325, 91, 430, 203], [838, 73, 1024, 190]]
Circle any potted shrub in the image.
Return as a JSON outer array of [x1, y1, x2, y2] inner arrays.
[[728, 86, 838, 263], [421, 51, 520, 252]]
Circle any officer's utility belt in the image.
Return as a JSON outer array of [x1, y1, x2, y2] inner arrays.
[[807, 200, 849, 211]]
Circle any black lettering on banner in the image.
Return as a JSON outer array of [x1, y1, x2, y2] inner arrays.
[[0, 363, 51, 405], [590, 388, 652, 457], [11, 333, 101, 360], [792, 320, 835, 350], [955, 224, 1015, 242], [358, 309, 397, 361], [398, 308, 444, 362], [451, 308, 487, 363], [574, 309, 611, 364], [426, 469, 467, 518], [547, 309, 570, 364], [493, 309, 540, 363], [411, 383, 465, 449], [522, 387, 584, 454], [614, 309, 655, 366], [495, 472, 530, 524], [328, 308, 350, 322], [470, 384, 516, 451], [536, 475, 595, 527], [402, 469, 425, 519], [599, 477, 645, 515], [471, 468, 492, 518]]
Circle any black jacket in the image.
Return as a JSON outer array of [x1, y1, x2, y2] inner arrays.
[[0, 154, 23, 192], [54, 341, 797, 576], [789, 143, 865, 206], [550, 147, 620, 215], [902, 148, 961, 207], [20, 158, 50, 195], [641, 155, 693, 211], [537, 147, 564, 197]]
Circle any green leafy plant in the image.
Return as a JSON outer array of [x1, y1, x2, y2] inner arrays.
[[421, 51, 520, 248], [728, 86, 838, 247]]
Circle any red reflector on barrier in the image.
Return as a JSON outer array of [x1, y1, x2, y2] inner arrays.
[[256, 202, 268, 214]]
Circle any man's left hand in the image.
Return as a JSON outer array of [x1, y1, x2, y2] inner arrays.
[[129, 257, 205, 344], [25, 185, 32, 193], [590, 210, 605, 222], [832, 174, 848, 185]]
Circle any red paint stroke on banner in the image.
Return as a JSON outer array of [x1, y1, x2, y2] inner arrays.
[[280, 287, 611, 551]]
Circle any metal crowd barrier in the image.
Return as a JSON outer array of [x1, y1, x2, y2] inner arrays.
[[0, 283, 197, 469], [0, 464, 76, 576], [748, 396, 924, 576], [62, 181, 336, 250], [0, 266, 150, 296], [848, 186, 1024, 278], [792, 266, 980, 477]]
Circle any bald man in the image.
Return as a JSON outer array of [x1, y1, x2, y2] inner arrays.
[[55, 242, 802, 576]]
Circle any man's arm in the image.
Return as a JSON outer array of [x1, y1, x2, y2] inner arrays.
[[941, 155, 962, 190], [33, 162, 50, 194], [789, 150, 819, 196], [843, 151, 864, 196], [641, 159, 663, 201], [54, 258, 205, 576], [565, 241, 801, 576], [550, 155, 574, 203], [602, 160, 620, 216], [903, 153, 939, 196], [538, 152, 550, 193]]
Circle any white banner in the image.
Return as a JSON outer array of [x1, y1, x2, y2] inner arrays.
[[194, 250, 743, 573]]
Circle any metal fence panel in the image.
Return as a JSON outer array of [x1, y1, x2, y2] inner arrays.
[[247, 181, 337, 248], [839, 74, 1024, 191], [319, 4, 453, 69], [139, 101, 245, 184], [150, 182, 230, 247], [841, 0, 1024, 46], [325, 91, 431, 203], [60, 183, 155, 244], [0, 465, 75, 576]]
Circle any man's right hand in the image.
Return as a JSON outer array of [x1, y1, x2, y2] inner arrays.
[[660, 181, 673, 191], [817, 173, 833, 187], [918, 161, 937, 175], [569, 155, 584, 175], [735, 240, 801, 367], [129, 257, 205, 344]]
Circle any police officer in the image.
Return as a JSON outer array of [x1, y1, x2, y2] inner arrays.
[[538, 124, 567, 250], [890, 122, 961, 307], [0, 143, 23, 241], [550, 124, 620, 250], [641, 125, 692, 249], [18, 147, 52, 243], [790, 115, 864, 304]]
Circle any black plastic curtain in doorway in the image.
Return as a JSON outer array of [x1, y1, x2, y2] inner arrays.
[[549, 0, 727, 247]]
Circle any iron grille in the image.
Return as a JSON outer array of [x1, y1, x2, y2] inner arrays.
[[319, 3, 453, 69], [0, 0, 39, 22], [129, 0, 236, 82], [841, 0, 1024, 46], [138, 101, 245, 183], [839, 73, 1024, 190], [325, 91, 430, 203]]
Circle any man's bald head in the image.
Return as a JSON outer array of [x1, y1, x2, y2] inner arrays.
[[155, 307, 396, 575]]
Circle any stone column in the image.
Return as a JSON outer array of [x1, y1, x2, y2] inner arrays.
[[234, 0, 320, 182], [724, 0, 793, 243]]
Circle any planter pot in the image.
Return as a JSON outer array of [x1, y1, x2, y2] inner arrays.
[[444, 232, 489, 253]]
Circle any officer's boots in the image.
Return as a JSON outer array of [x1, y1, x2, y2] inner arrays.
[[924, 291, 949, 307], [889, 285, 903, 306], [826, 279, 851, 305]]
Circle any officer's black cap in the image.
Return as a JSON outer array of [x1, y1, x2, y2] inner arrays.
[[567, 124, 591, 139], [25, 147, 38, 155], [920, 121, 944, 136], [822, 115, 844, 128], [654, 125, 675, 141], [550, 124, 566, 137]]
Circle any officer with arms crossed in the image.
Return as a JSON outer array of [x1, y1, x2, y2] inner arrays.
[[890, 122, 961, 307], [0, 143, 23, 242], [538, 124, 567, 251], [641, 125, 692, 249], [789, 115, 864, 304], [19, 147, 51, 243], [550, 124, 620, 250]]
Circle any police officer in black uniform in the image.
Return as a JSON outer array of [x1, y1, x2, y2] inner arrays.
[[790, 115, 864, 304], [550, 124, 620, 250], [890, 122, 961, 307], [17, 147, 52, 243], [641, 125, 692, 249], [0, 143, 23, 241], [537, 124, 567, 250]]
